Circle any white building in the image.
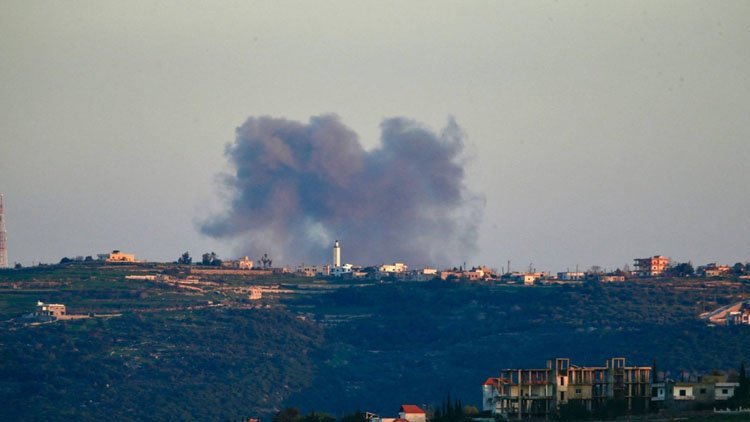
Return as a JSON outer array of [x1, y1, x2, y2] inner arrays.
[[521, 273, 543, 285], [558, 271, 585, 281], [379, 262, 407, 274], [673, 383, 694, 400], [714, 382, 739, 401], [331, 263, 353, 277]]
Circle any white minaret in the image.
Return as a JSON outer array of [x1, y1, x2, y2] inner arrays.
[[0, 194, 7, 268], [333, 240, 341, 268]]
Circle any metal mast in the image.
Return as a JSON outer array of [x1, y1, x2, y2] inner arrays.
[[0, 194, 7, 268]]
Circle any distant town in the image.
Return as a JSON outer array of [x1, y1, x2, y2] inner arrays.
[[5, 239, 750, 329], [12, 242, 750, 285]]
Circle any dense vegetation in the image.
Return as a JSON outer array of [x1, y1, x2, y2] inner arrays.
[[288, 280, 750, 415], [0, 308, 322, 420], [1, 265, 749, 420]]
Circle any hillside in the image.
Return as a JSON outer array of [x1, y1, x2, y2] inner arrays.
[[1, 264, 749, 420], [286, 279, 750, 415]]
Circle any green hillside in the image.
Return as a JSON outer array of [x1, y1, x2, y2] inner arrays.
[[1, 265, 749, 419]]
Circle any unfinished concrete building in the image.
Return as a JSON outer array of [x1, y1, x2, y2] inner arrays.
[[483, 357, 651, 419], [36, 301, 67, 319]]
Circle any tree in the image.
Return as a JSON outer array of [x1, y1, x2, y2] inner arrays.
[[302, 412, 336, 422], [733, 362, 750, 407], [177, 252, 192, 265], [339, 410, 367, 422], [201, 252, 221, 266], [557, 400, 591, 421], [593, 398, 626, 420], [59, 257, 72, 264], [433, 395, 473, 422], [260, 253, 272, 269], [666, 262, 694, 277], [462, 405, 479, 416], [273, 407, 301, 422]]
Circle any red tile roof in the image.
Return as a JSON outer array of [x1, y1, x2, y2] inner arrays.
[[484, 377, 497, 386], [400, 405, 426, 414]]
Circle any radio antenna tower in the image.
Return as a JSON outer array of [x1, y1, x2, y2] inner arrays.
[[0, 194, 7, 268]]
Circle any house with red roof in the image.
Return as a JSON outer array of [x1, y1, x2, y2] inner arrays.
[[399, 405, 426, 422]]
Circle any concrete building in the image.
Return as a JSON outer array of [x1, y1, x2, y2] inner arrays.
[[379, 262, 408, 277], [439, 268, 490, 281], [700, 263, 732, 278], [558, 271, 585, 281], [98, 250, 136, 262], [634, 255, 670, 277], [36, 301, 66, 318], [521, 273, 541, 285], [599, 275, 626, 282], [406, 268, 438, 281], [463, 268, 486, 281], [235, 256, 254, 269], [331, 263, 353, 277], [248, 288, 262, 300], [295, 264, 330, 277], [483, 357, 651, 418], [651, 374, 739, 410]]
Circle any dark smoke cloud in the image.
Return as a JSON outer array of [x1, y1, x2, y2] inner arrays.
[[201, 114, 483, 267]]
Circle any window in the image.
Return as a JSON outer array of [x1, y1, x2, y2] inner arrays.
[[699, 388, 706, 394], [679, 389, 686, 397], [560, 392, 565, 401], [560, 377, 564, 386], [575, 389, 581, 394], [723, 389, 729, 394]]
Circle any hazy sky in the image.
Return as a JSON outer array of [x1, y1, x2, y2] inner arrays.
[[1, 1, 748, 270]]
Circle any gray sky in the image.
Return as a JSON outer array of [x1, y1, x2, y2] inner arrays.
[[1, 1, 748, 270]]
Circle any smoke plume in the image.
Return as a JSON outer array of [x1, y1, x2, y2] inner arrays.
[[201, 114, 482, 267]]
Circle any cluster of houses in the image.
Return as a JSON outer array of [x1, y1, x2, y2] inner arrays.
[[700, 300, 750, 326], [52, 244, 748, 286], [310, 253, 749, 285], [294, 262, 439, 281], [482, 357, 746, 419]]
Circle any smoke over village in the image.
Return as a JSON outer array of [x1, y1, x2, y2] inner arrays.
[[200, 114, 483, 267]]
